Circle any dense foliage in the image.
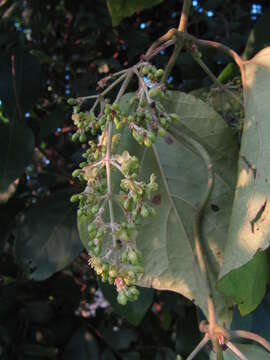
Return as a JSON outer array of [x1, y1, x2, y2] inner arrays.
[[1, 0, 270, 359]]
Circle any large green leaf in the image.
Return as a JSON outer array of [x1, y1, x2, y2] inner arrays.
[[100, 282, 154, 326], [0, 120, 34, 192], [106, 0, 163, 26], [218, 47, 270, 314], [78, 91, 238, 323], [0, 49, 44, 117], [210, 344, 270, 359], [14, 189, 83, 280]]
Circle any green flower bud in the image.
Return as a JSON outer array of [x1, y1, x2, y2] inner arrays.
[[142, 66, 150, 75], [147, 131, 156, 143], [70, 194, 80, 203], [117, 292, 127, 305], [128, 250, 139, 265], [170, 113, 180, 122], [72, 132, 80, 142], [112, 103, 120, 111], [91, 204, 99, 215], [67, 98, 76, 105], [156, 69, 164, 79], [94, 244, 101, 256], [72, 169, 82, 177], [158, 127, 166, 137], [79, 133, 87, 143], [144, 137, 152, 148], [141, 205, 149, 218], [108, 277, 114, 285]]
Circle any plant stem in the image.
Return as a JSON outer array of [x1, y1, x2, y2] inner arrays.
[[161, 42, 182, 84], [226, 342, 248, 360], [190, 53, 243, 107], [231, 330, 270, 352], [178, 0, 192, 32], [105, 70, 133, 248], [186, 334, 209, 360]]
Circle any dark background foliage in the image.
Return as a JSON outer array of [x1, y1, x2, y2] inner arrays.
[[0, 1, 270, 359]]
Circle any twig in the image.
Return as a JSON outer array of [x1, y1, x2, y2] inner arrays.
[[226, 342, 248, 360], [105, 70, 133, 248], [161, 41, 182, 84], [231, 330, 270, 353], [190, 52, 243, 107], [186, 334, 209, 360], [178, 0, 192, 32]]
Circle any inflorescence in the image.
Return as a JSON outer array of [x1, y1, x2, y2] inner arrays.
[[68, 63, 179, 305]]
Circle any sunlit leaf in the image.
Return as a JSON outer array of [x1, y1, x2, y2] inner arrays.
[[218, 47, 270, 314]]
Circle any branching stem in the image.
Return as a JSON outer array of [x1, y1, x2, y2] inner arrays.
[[190, 52, 243, 107], [186, 334, 209, 360], [231, 330, 270, 352], [105, 70, 134, 248], [226, 342, 248, 360]]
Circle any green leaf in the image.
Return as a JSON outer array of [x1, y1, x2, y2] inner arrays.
[[0, 120, 34, 192], [63, 328, 99, 360], [77, 91, 238, 323], [243, 7, 270, 60], [133, 91, 238, 323], [218, 251, 268, 315], [106, 0, 163, 26], [218, 47, 270, 314], [0, 49, 44, 117], [14, 189, 83, 280], [210, 344, 270, 359], [100, 281, 154, 326]]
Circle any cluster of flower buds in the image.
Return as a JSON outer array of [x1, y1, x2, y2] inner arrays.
[[68, 96, 159, 304], [68, 63, 180, 305]]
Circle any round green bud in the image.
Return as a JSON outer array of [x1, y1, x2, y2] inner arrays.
[[96, 228, 105, 238], [142, 66, 150, 75], [148, 87, 159, 98], [70, 194, 80, 203], [79, 133, 87, 143], [141, 205, 149, 218], [72, 133, 80, 142], [72, 169, 82, 178], [94, 245, 101, 256], [158, 127, 166, 137], [91, 204, 99, 215], [67, 98, 76, 106], [147, 131, 156, 143], [117, 292, 127, 306], [155, 69, 164, 79], [128, 250, 139, 265], [144, 138, 152, 148], [170, 113, 180, 122], [112, 103, 120, 111]]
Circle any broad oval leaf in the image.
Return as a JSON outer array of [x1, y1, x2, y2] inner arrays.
[[15, 189, 83, 280], [0, 120, 34, 192], [0, 50, 44, 117], [106, 0, 163, 26], [78, 91, 238, 323], [218, 47, 270, 314]]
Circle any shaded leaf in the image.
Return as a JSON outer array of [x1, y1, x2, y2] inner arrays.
[[100, 281, 154, 326], [14, 189, 83, 280], [210, 344, 270, 359], [0, 121, 34, 192], [63, 328, 99, 360], [106, 0, 163, 26], [218, 251, 268, 315], [0, 49, 44, 117], [218, 47, 270, 313], [243, 7, 270, 60], [101, 326, 137, 351]]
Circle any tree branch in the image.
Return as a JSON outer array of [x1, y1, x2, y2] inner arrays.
[[186, 334, 209, 360], [226, 342, 248, 360], [178, 0, 192, 32], [231, 330, 270, 353]]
